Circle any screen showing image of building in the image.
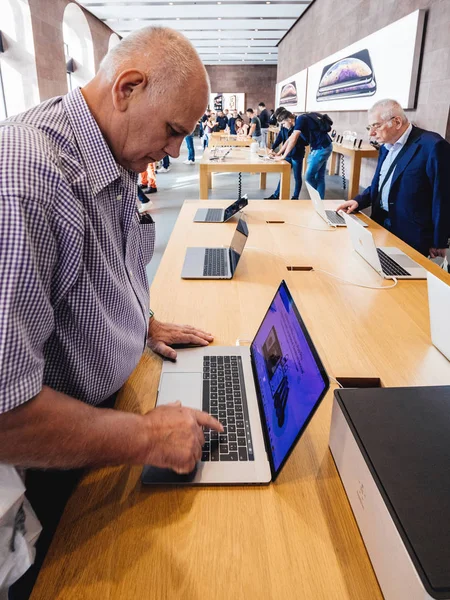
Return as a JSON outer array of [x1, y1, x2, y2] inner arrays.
[[306, 9, 425, 111]]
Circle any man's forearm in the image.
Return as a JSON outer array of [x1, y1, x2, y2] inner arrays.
[[0, 386, 147, 469]]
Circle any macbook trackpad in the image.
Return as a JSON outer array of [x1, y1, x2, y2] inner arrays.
[[158, 373, 202, 410], [390, 254, 417, 268]]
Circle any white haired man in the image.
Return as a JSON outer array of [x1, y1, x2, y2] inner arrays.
[[1, 27, 222, 598], [337, 99, 450, 258]]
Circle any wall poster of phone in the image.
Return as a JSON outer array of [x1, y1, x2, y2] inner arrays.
[[275, 69, 307, 113], [306, 9, 425, 112], [209, 93, 245, 113]]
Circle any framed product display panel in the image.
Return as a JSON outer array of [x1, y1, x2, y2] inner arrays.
[[210, 93, 245, 113], [306, 9, 425, 112], [275, 69, 307, 113]]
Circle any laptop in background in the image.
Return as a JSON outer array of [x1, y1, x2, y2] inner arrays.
[[306, 182, 367, 227], [427, 272, 450, 360], [194, 196, 248, 223], [181, 217, 248, 279], [142, 280, 330, 485], [342, 211, 427, 279]]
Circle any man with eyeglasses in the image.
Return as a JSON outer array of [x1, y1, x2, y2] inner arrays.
[[337, 98, 450, 258]]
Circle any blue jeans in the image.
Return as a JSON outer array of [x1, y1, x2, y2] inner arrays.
[[185, 134, 195, 162], [203, 133, 209, 149], [162, 155, 170, 169], [273, 156, 303, 199], [305, 144, 332, 199]]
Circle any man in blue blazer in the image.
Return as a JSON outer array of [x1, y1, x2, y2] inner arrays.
[[337, 99, 450, 257]]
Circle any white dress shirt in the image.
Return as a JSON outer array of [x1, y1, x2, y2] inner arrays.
[[378, 123, 413, 211]]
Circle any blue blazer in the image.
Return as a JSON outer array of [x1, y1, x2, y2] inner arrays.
[[355, 126, 450, 255]]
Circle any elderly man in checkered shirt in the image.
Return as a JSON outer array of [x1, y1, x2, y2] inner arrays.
[[0, 27, 223, 598]]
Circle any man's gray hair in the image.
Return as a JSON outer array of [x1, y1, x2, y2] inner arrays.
[[99, 27, 208, 95], [369, 99, 408, 124]]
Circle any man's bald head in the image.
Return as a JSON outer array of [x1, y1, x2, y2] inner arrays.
[[99, 27, 208, 100], [83, 27, 209, 172]]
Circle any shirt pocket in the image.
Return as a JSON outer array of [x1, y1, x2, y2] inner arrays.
[[139, 220, 156, 266]]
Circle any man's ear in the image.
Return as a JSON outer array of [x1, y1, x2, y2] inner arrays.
[[111, 69, 148, 112]]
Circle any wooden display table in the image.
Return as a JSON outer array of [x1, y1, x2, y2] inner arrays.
[[199, 147, 291, 199], [30, 201, 450, 600], [209, 132, 253, 147], [267, 125, 279, 148], [328, 142, 379, 200]]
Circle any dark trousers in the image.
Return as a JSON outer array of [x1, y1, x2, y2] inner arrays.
[[9, 393, 117, 600], [162, 155, 170, 169]]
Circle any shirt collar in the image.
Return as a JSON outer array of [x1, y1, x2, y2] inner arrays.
[[62, 87, 121, 196], [385, 122, 413, 152]]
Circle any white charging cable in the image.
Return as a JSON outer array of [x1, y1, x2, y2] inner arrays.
[[246, 247, 399, 290]]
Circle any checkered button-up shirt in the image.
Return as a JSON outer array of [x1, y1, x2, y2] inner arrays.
[[0, 88, 155, 413]]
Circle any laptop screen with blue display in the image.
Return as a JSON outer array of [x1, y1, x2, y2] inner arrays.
[[251, 281, 329, 478]]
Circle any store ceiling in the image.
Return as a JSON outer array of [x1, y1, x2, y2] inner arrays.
[[79, 0, 313, 65]]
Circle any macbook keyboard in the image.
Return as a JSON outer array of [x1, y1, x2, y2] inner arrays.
[[202, 355, 254, 462], [377, 248, 411, 277], [203, 248, 228, 277], [205, 209, 223, 222], [325, 210, 345, 225]]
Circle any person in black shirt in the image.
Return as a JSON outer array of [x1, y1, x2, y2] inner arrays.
[[266, 110, 307, 199], [216, 110, 228, 131], [228, 110, 238, 135], [275, 109, 332, 198], [258, 102, 270, 147]]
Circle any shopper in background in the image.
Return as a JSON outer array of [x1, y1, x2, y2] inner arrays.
[[216, 109, 228, 131], [203, 111, 217, 148], [258, 102, 270, 147], [184, 134, 195, 164], [139, 163, 158, 194], [337, 98, 450, 257], [235, 117, 249, 136], [276, 110, 332, 198], [266, 111, 307, 200], [246, 108, 262, 146], [228, 109, 238, 135], [158, 155, 171, 173]]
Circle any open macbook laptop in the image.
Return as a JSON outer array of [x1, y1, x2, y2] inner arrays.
[[342, 211, 427, 279], [306, 182, 367, 227], [142, 281, 330, 485], [181, 217, 248, 279], [427, 271, 450, 360], [194, 196, 248, 223]]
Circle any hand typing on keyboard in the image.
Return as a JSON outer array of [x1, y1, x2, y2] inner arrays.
[[142, 401, 223, 474]]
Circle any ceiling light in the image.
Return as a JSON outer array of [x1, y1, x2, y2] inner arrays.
[[218, 28, 221, 31], [269, 52, 271, 55], [255, 29, 258, 31], [176, 17, 180, 20], [260, 17, 263, 20], [251, 38, 254, 40], [266, 1, 271, 3], [242, 59, 245, 62], [218, 17, 222, 20], [217, 1, 222, 3]]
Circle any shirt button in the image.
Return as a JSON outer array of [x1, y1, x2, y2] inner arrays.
[[129, 269, 133, 278], [117, 195, 122, 201]]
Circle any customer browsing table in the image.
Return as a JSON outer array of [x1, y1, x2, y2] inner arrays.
[[199, 147, 291, 199], [30, 200, 450, 600]]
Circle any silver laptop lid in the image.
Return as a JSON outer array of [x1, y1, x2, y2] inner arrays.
[[229, 218, 249, 275], [223, 197, 248, 222], [306, 181, 327, 219], [427, 272, 450, 361], [342, 211, 383, 274], [250, 281, 329, 480]]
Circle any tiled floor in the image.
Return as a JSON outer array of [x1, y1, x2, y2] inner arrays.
[[144, 142, 354, 284]]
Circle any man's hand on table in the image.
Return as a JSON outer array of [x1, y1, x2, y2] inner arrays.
[[429, 248, 448, 259], [147, 318, 214, 360], [336, 199, 359, 213], [274, 154, 285, 161], [142, 402, 223, 473]]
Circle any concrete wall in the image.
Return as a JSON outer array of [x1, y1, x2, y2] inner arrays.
[[277, 0, 450, 187], [205, 65, 278, 112]]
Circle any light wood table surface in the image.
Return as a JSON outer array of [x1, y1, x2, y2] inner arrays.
[[199, 147, 291, 200], [328, 142, 379, 200], [31, 201, 450, 600], [209, 132, 253, 147]]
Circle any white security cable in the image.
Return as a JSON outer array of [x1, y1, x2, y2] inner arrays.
[[246, 247, 399, 290]]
